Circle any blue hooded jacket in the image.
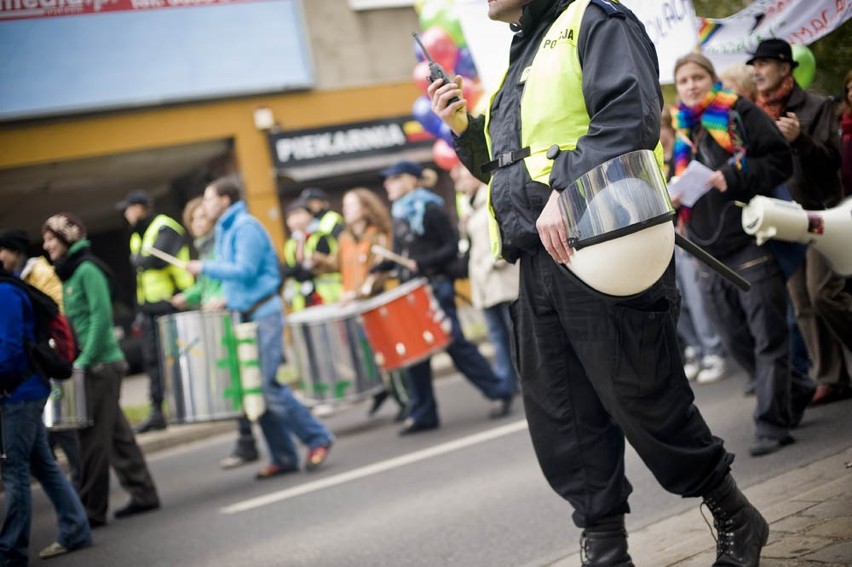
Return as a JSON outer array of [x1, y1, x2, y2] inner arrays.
[[0, 281, 49, 403], [203, 201, 283, 319]]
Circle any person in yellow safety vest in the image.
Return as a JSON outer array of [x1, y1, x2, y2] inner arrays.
[[299, 187, 345, 238], [429, 1, 769, 566], [116, 190, 194, 433], [281, 199, 342, 312]]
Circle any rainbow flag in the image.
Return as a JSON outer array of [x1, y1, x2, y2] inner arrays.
[[698, 19, 723, 46]]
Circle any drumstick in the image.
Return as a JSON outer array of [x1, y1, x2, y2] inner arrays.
[[371, 245, 415, 270], [149, 247, 188, 270]]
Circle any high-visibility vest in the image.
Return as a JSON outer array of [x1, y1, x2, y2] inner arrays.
[[483, 0, 662, 257], [282, 232, 342, 311], [317, 209, 344, 236], [130, 214, 194, 304]]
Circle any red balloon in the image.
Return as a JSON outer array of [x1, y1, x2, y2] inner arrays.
[[418, 26, 459, 75], [432, 139, 460, 171], [462, 79, 484, 110], [413, 61, 432, 93]]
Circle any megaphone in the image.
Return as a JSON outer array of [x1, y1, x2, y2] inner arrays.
[[741, 195, 852, 276]]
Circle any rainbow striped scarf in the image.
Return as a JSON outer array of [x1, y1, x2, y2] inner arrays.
[[673, 84, 739, 176]]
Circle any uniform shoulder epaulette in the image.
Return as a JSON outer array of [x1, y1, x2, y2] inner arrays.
[[589, 0, 625, 18]]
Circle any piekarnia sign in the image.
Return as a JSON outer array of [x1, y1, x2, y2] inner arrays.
[[0, 0, 261, 21], [268, 117, 433, 169]]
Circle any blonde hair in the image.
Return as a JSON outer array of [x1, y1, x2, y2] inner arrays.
[[182, 196, 204, 235], [720, 62, 756, 101], [673, 52, 718, 83]]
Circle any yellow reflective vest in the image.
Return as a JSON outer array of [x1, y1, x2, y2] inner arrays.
[[483, 0, 662, 257], [130, 214, 194, 304], [282, 232, 342, 311]]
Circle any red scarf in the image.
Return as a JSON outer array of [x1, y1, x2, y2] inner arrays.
[[756, 75, 795, 120]]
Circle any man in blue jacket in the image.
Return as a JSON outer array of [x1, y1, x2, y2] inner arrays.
[[0, 270, 92, 563], [187, 177, 334, 479]]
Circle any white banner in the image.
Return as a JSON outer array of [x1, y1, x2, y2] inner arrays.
[[700, 0, 852, 73], [456, 0, 700, 89]]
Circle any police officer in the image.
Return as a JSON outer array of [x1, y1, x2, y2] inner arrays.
[[281, 200, 343, 311], [299, 187, 345, 238], [116, 190, 193, 433], [429, 1, 767, 565]]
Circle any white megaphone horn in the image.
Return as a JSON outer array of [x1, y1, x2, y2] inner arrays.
[[741, 195, 852, 276]]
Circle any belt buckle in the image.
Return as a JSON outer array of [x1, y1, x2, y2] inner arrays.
[[497, 152, 513, 168]]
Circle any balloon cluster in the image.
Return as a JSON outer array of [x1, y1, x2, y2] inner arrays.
[[411, 0, 485, 171]]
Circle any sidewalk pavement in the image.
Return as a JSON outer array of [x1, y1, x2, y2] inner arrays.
[[547, 446, 852, 567], [123, 344, 851, 567]]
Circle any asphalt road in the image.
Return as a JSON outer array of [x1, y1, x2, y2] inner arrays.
[[23, 368, 852, 567]]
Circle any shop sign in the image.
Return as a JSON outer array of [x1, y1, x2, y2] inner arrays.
[[268, 116, 433, 169]]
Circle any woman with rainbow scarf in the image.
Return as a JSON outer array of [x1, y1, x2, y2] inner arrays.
[[671, 52, 814, 457]]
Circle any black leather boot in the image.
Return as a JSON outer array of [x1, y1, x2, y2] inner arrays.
[[580, 515, 635, 567], [702, 475, 769, 566]]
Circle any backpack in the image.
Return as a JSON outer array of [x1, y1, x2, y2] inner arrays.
[[0, 275, 79, 387]]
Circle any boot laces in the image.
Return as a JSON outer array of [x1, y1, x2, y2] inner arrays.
[[700, 501, 736, 555]]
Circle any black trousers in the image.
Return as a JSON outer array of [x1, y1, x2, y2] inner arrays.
[[78, 361, 159, 523], [140, 312, 165, 409], [513, 251, 731, 528], [697, 243, 813, 440]]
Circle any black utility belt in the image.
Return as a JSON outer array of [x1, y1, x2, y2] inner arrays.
[[481, 147, 531, 174]]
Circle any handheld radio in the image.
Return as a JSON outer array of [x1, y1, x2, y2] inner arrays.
[[413, 32, 460, 105]]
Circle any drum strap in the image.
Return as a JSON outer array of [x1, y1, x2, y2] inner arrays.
[[481, 147, 531, 174], [241, 292, 277, 322]]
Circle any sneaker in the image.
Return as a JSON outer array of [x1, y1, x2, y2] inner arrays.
[[39, 542, 69, 560], [305, 443, 332, 472], [749, 434, 795, 457], [255, 463, 299, 480], [696, 355, 727, 384], [683, 359, 701, 381], [220, 452, 259, 470]]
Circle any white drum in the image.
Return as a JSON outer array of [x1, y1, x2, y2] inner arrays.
[[159, 310, 244, 424], [43, 370, 90, 431]]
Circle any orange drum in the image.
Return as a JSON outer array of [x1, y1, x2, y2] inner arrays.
[[358, 278, 451, 371]]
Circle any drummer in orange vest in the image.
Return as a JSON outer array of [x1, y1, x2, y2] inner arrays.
[[337, 188, 408, 419]]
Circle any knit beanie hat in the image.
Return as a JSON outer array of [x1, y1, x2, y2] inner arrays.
[[0, 228, 30, 253], [42, 213, 87, 246]]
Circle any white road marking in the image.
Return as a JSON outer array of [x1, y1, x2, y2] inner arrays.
[[220, 419, 529, 514]]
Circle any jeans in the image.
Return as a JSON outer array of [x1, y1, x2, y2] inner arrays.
[[254, 309, 333, 468], [0, 399, 92, 566], [482, 302, 519, 391], [675, 249, 725, 359], [404, 280, 513, 427]]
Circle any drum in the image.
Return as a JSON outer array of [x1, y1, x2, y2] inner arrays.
[[358, 279, 451, 371], [287, 303, 385, 404], [43, 370, 90, 431], [158, 310, 244, 424]]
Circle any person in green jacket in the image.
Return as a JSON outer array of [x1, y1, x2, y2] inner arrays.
[[42, 213, 160, 529]]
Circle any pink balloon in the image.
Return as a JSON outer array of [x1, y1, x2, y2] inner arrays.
[[413, 61, 432, 93], [432, 139, 460, 171], [418, 26, 458, 75]]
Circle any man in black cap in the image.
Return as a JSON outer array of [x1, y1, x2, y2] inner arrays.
[[299, 187, 345, 238], [116, 190, 194, 433], [749, 38, 851, 406]]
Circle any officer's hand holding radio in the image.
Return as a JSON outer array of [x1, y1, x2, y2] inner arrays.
[[428, 76, 469, 137]]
